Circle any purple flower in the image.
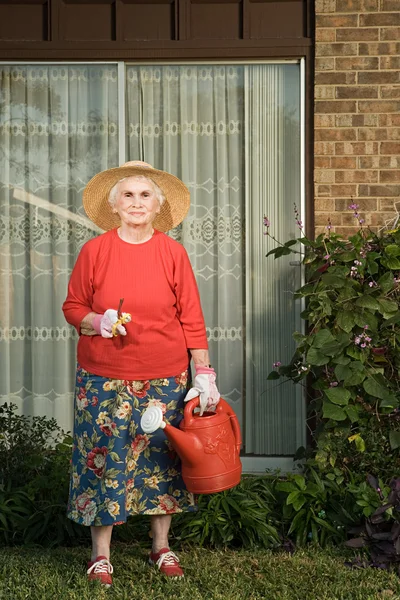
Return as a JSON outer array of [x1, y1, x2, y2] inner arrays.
[[296, 219, 303, 229], [273, 361, 281, 368], [329, 382, 338, 387], [354, 337, 361, 345], [326, 224, 332, 230], [363, 325, 369, 330], [349, 203, 359, 210], [324, 254, 330, 260], [369, 281, 376, 287], [361, 343, 366, 348], [264, 216, 270, 228], [359, 218, 365, 224]]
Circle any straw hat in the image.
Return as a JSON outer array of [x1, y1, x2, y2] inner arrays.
[[83, 161, 190, 232]]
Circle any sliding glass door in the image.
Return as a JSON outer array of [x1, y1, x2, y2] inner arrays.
[[0, 61, 305, 464]]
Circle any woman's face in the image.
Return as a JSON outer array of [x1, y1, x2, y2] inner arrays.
[[114, 177, 160, 228]]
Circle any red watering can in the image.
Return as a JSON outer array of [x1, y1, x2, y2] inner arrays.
[[141, 397, 242, 494]]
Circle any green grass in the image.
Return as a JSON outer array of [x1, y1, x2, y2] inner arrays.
[[1, 544, 400, 600]]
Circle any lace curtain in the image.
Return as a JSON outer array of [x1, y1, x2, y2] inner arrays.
[[0, 62, 303, 456], [0, 65, 118, 429], [126, 65, 244, 426]]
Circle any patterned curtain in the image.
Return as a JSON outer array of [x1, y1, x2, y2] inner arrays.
[[0, 65, 118, 429], [126, 65, 245, 427]]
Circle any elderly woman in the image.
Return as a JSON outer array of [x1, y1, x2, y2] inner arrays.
[[62, 161, 220, 587]]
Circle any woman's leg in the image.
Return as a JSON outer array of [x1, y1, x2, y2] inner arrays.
[[91, 525, 113, 561], [150, 515, 172, 552]]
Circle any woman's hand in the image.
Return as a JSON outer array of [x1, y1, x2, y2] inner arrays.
[[184, 366, 220, 416], [92, 309, 131, 338]]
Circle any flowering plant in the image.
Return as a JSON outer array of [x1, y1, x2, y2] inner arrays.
[[265, 205, 400, 481]]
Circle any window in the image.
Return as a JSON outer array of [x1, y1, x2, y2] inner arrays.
[[0, 61, 305, 470]]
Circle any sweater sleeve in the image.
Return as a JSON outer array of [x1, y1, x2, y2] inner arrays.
[[62, 242, 96, 333], [174, 246, 208, 349]]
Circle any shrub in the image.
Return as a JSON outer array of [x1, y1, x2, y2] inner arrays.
[[265, 207, 400, 485]]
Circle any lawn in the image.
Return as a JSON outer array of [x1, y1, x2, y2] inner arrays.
[[1, 544, 400, 600]]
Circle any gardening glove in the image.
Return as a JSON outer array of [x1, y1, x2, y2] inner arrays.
[[92, 309, 131, 338], [184, 366, 220, 416]]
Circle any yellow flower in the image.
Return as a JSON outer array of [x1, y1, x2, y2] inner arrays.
[[105, 479, 119, 489], [106, 500, 120, 518], [103, 381, 116, 391], [144, 475, 160, 490]]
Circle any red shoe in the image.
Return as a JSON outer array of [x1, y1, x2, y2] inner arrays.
[[149, 547, 184, 579], [87, 555, 113, 587]]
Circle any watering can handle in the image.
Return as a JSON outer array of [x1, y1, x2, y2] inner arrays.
[[184, 396, 242, 455]]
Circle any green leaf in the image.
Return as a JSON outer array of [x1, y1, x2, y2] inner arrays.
[[267, 371, 281, 380], [333, 355, 351, 365], [284, 239, 298, 247], [343, 371, 366, 387], [381, 257, 400, 270], [384, 244, 400, 257], [345, 405, 359, 423], [292, 475, 307, 491], [325, 387, 351, 406], [273, 246, 293, 259], [322, 402, 347, 421], [354, 311, 378, 331], [378, 298, 398, 314], [334, 364, 352, 381], [306, 347, 330, 366], [313, 329, 335, 348], [379, 395, 397, 408], [322, 274, 347, 288], [363, 377, 388, 400], [339, 251, 357, 263], [337, 311, 355, 333], [378, 272, 394, 294], [355, 296, 380, 310], [389, 431, 400, 450], [276, 482, 297, 493], [286, 491, 300, 505]]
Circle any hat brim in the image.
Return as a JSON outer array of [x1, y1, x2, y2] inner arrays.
[[83, 166, 190, 232]]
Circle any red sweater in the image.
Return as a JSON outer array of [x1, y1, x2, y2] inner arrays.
[[62, 229, 208, 379]]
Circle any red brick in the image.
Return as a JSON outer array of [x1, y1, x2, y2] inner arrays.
[[358, 71, 400, 84], [315, 128, 357, 141], [359, 42, 400, 55], [336, 0, 378, 10], [315, 198, 335, 211], [315, 114, 336, 127], [315, 101, 357, 113], [331, 157, 357, 169], [330, 184, 358, 196], [316, 85, 335, 99], [336, 28, 379, 41], [336, 142, 378, 154], [334, 227, 361, 237], [316, 43, 358, 57], [316, 29, 336, 42], [316, 58, 335, 71], [316, 185, 332, 197], [315, 72, 356, 84], [342, 212, 367, 225], [387, 129, 400, 140], [336, 86, 378, 98], [380, 171, 400, 183], [380, 198, 400, 210], [380, 87, 400, 99], [381, 0, 400, 9], [360, 13, 400, 27], [380, 28, 400, 42], [358, 128, 388, 141], [335, 170, 378, 183], [385, 115, 400, 126], [316, 14, 359, 27], [315, 169, 335, 183], [380, 142, 400, 154], [335, 57, 379, 70], [315, 157, 332, 168], [359, 156, 400, 168], [315, 0, 336, 12], [335, 198, 377, 211], [369, 212, 399, 226], [336, 114, 354, 127], [359, 101, 400, 113], [380, 57, 400, 70], [315, 141, 335, 155], [359, 185, 400, 196]]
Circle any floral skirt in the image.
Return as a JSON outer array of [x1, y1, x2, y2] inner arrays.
[[67, 364, 196, 526]]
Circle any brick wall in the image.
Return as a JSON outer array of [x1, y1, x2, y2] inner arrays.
[[315, 0, 400, 236]]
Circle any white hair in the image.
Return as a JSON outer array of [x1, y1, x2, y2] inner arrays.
[[108, 175, 165, 208]]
